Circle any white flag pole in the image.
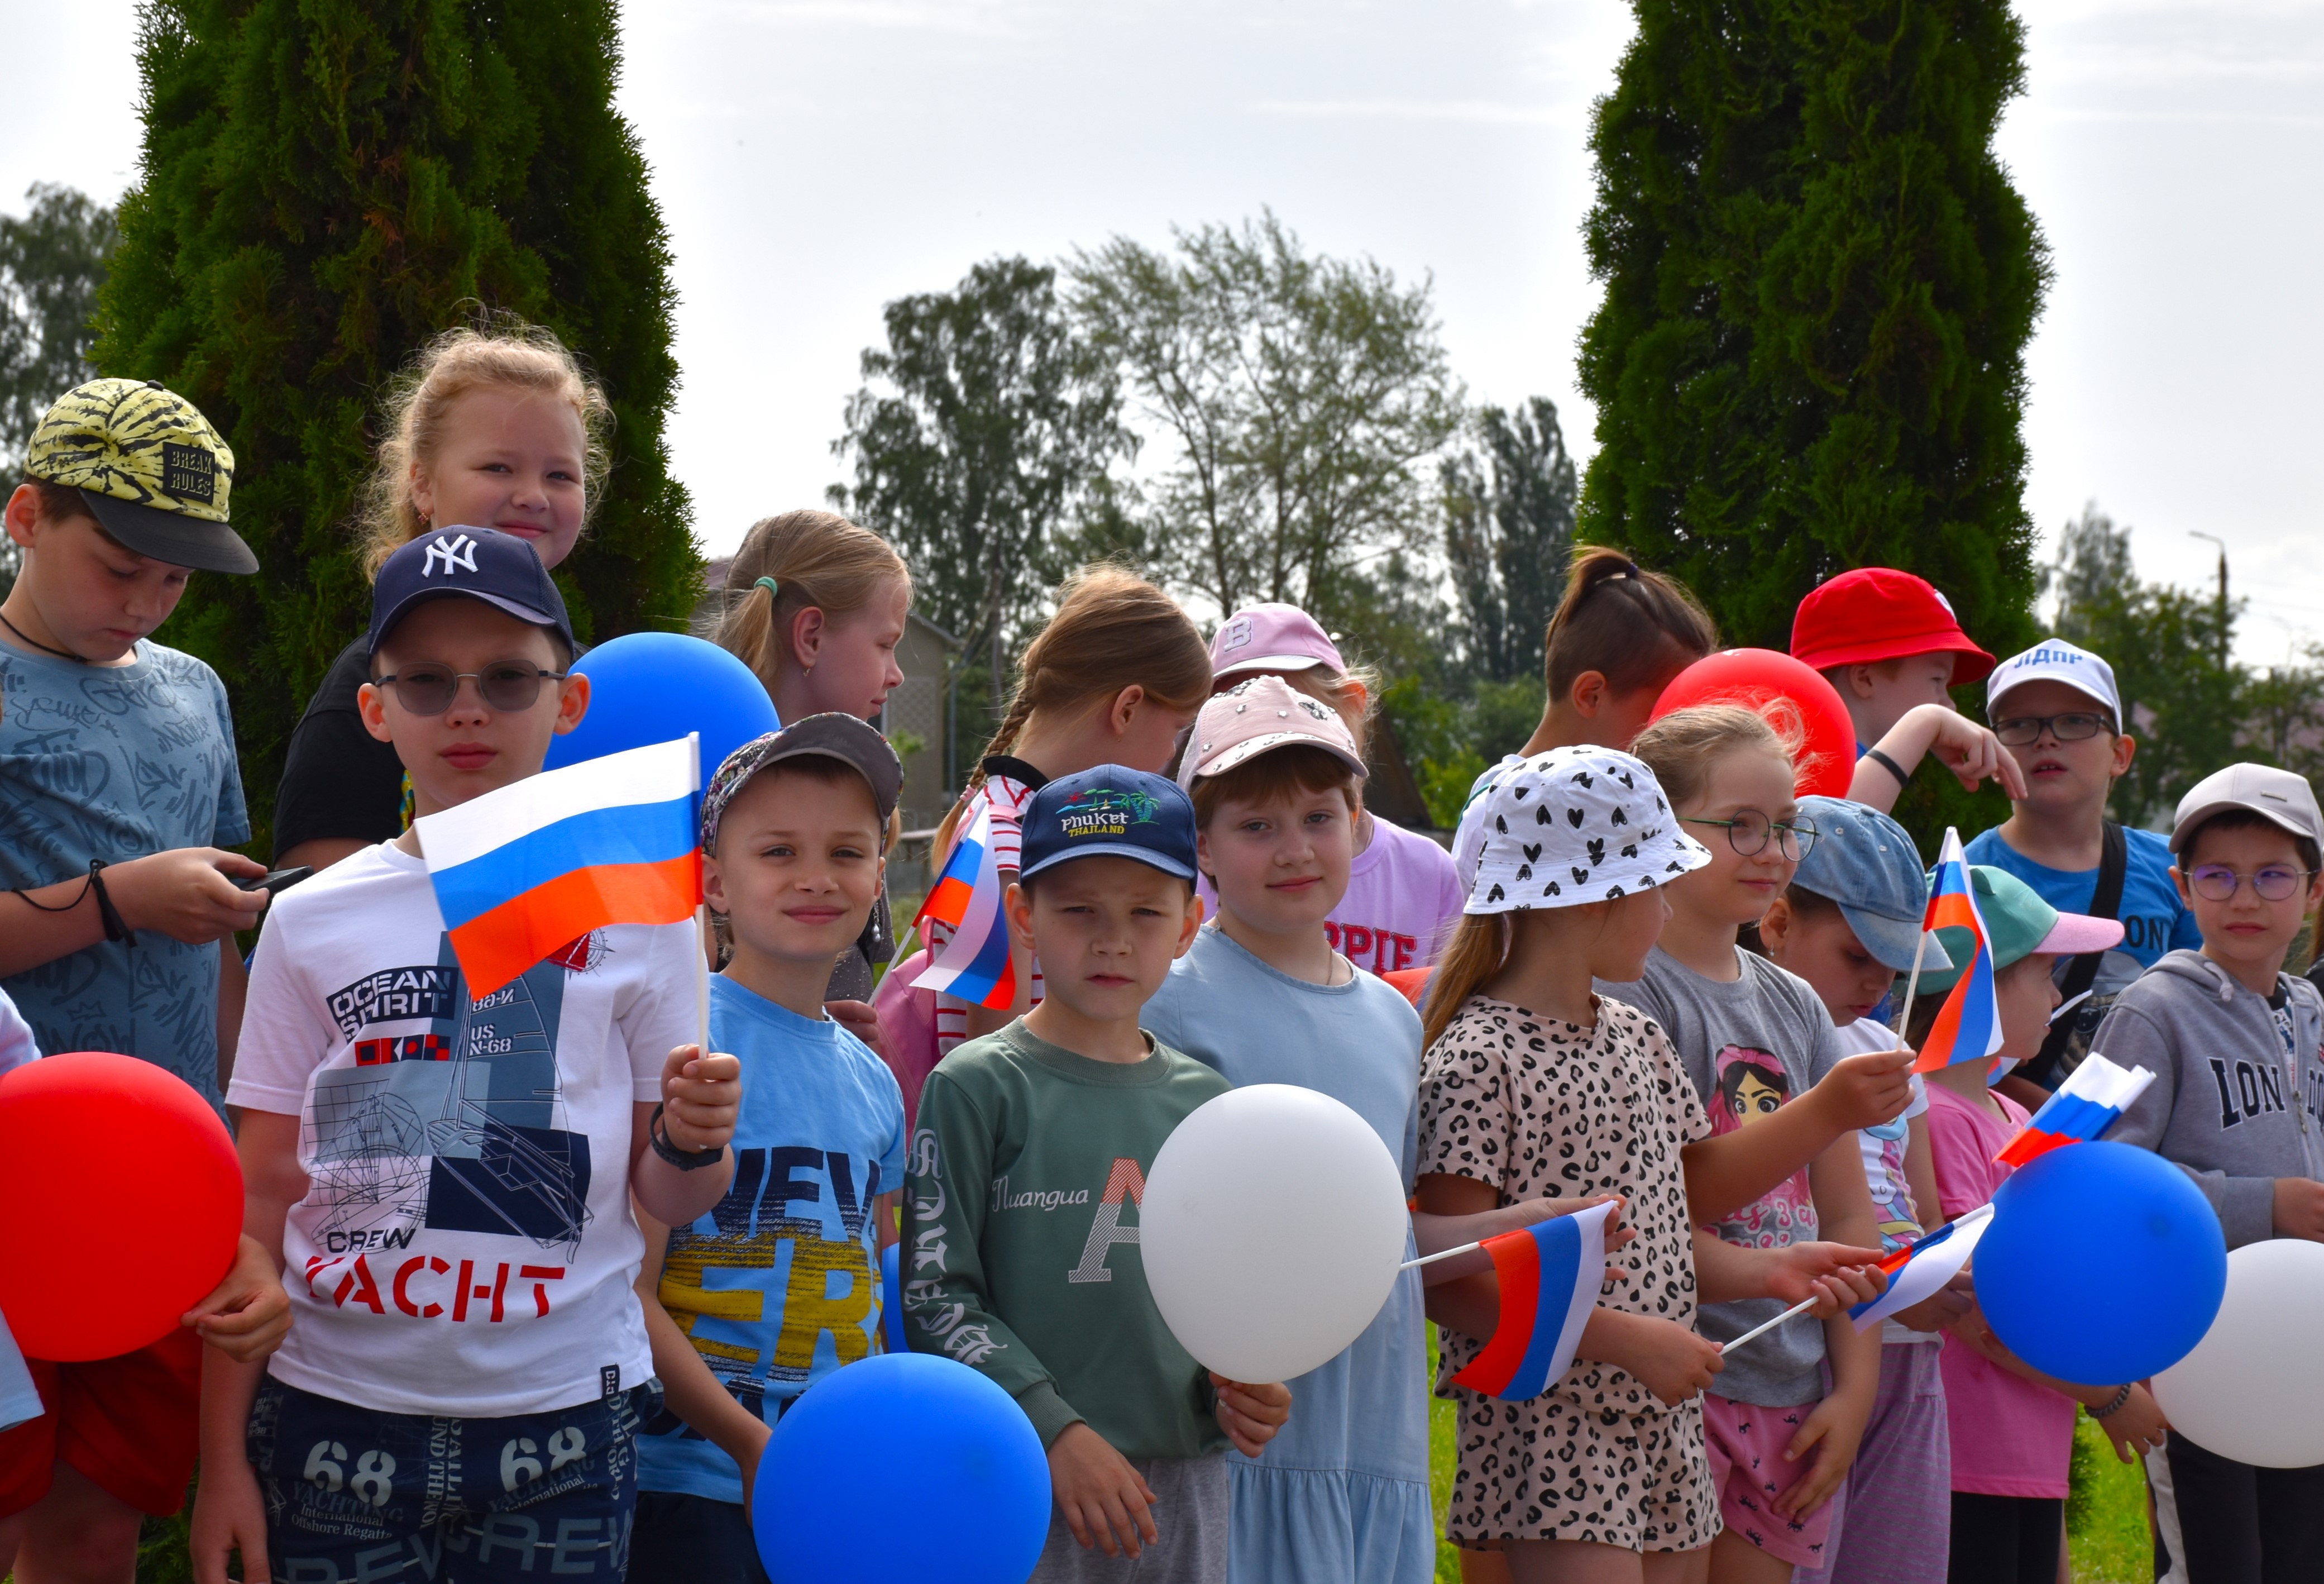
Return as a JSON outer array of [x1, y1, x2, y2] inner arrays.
[[1718, 1295, 1820, 1356], [692, 732, 711, 1058], [1400, 1241, 1485, 1273]]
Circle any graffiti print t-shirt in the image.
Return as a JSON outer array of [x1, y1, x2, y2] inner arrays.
[[1598, 946, 1845, 1407], [639, 974, 906, 1504], [902, 1017, 1230, 1458], [0, 636, 248, 1106], [228, 841, 697, 1417]]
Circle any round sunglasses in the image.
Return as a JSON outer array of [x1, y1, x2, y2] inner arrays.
[[374, 662, 568, 716]]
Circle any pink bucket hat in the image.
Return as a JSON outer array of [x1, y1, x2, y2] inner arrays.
[[1177, 675, 1367, 792], [1209, 603, 1346, 682]]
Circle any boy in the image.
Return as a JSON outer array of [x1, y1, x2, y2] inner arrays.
[[2098, 763, 2324, 1583], [630, 715, 909, 1583], [196, 526, 742, 1581], [0, 379, 297, 1578], [1787, 567, 2021, 815], [1962, 639, 2200, 1105], [905, 765, 1292, 1582], [1143, 676, 1433, 1584]]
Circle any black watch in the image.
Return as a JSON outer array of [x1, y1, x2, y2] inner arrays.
[[648, 1102, 724, 1171]]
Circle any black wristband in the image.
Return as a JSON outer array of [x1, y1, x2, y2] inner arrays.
[[1863, 747, 1912, 787], [87, 860, 136, 947], [2091, 1383, 2135, 1420], [648, 1101, 724, 1171]]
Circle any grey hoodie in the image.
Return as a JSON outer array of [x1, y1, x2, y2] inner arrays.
[[2100, 948, 2324, 1248]]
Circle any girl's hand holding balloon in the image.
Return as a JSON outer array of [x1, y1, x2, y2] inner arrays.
[[1210, 1374, 1292, 1457]]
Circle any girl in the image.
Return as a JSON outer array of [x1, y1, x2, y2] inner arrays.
[[1756, 796, 1956, 1584], [1451, 550, 1716, 898], [918, 566, 1209, 1058], [1607, 708, 1897, 1584], [275, 319, 611, 875], [1417, 745, 1886, 1584], [1203, 602, 1465, 974], [1907, 865, 2165, 1584], [714, 509, 913, 1004]]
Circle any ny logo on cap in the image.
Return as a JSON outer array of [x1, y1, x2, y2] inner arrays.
[[1218, 615, 1254, 652], [423, 533, 479, 578]]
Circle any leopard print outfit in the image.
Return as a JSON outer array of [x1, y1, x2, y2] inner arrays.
[[1418, 993, 1721, 1550]]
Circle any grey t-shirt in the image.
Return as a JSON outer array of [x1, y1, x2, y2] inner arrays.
[[1598, 944, 1843, 1406], [0, 636, 249, 1106]]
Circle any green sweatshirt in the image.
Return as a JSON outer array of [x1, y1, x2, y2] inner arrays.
[[903, 1018, 1231, 1456]]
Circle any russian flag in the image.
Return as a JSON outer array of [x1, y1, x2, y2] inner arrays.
[[911, 804, 1017, 1010], [1448, 1201, 1617, 1401], [1913, 828, 2005, 1074], [417, 736, 701, 998], [1849, 1203, 1994, 1332], [1995, 1055, 2156, 1167]]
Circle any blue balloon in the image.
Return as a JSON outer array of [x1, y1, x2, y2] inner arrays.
[[754, 1353, 1050, 1584], [880, 1240, 906, 1354], [1977, 1140, 2226, 1385], [540, 632, 778, 779]]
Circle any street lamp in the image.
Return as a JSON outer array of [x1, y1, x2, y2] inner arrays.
[[2189, 531, 2229, 666]]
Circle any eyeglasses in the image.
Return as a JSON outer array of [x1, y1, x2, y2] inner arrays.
[[1991, 712, 2114, 747], [374, 662, 567, 716], [1682, 810, 1819, 861], [2186, 865, 2316, 903]]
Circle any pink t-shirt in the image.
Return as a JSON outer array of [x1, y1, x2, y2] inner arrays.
[[1926, 1081, 2077, 1498], [1195, 811, 1465, 975]]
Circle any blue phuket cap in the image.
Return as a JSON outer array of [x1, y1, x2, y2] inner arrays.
[[1018, 766, 1197, 882], [367, 525, 575, 662], [1788, 795, 1939, 973]]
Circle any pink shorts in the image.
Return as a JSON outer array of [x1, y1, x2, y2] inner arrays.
[[1701, 1391, 1837, 1569]]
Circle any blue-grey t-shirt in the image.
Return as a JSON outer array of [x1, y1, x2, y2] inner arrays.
[[637, 972, 908, 1505], [0, 636, 248, 1105], [1143, 926, 1432, 1520]]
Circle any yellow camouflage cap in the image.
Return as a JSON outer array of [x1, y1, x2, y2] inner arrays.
[[23, 378, 256, 574]]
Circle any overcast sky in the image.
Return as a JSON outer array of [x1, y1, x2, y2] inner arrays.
[[4, 0, 2318, 662]]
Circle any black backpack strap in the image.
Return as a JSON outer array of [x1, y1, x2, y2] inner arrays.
[[2025, 820, 2127, 1085]]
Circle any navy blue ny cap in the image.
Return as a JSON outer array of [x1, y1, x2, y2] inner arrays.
[[367, 526, 575, 662], [1018, 766, 1197, 882]]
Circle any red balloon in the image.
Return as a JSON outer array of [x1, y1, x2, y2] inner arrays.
[[1649, 648, 1859, 799], [0, 1052, 242, 1361]]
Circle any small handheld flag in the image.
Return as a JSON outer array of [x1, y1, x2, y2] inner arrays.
[[911, 804, 1017, 1010], [1910, 828, 2004, 1074], [1995, 1055, 2156, 1168], [1847, 1203, 1994, 1333], [1447, 1201, 1617, 1401], [417, 736, 702, 998]]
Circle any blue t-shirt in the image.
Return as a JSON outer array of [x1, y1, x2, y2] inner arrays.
[[637, 974, 907, 1504], [1963, 825, 2199, 998], [0, 637, 248, 1106]]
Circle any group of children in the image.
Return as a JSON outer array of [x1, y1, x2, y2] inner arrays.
[[0, 326, 2319, 1584]]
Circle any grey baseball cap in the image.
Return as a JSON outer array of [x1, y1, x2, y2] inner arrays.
[[1789, 796, 1944, 972], [2170, 762, 2324, 853]]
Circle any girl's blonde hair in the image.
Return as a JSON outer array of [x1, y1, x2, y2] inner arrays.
[[714, 510, 912, 695], [357, 318, 614, 576], [1628, 703, 1801, 811], [1419, 913, 1510, 1053], [935, 566, 1211, 853]]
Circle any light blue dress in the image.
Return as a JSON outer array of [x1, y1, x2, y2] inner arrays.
[[1144, 927, 1434, 1584]]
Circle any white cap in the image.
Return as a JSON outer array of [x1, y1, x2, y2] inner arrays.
[[2170, 762, 2324, 853], [1986, 639, 2121, 721]]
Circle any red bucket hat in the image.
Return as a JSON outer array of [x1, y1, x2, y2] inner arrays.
[[1790, 567, 1996, 685]]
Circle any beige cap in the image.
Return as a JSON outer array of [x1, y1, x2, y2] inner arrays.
[[2170, 762, 2324, 853]]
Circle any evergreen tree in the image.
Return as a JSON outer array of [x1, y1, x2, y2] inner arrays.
[[97, 0, 693, 845], [1576, 0, 2049, 657], [1441, 398, 1576, 685]]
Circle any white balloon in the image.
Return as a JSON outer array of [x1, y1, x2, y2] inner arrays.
[[2151, 1238, 2324, 1467], [1139, 1083, 1410, 1384]]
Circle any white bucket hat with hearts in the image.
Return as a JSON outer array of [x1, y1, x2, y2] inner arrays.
[[1465, 745, 1713, 914]]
